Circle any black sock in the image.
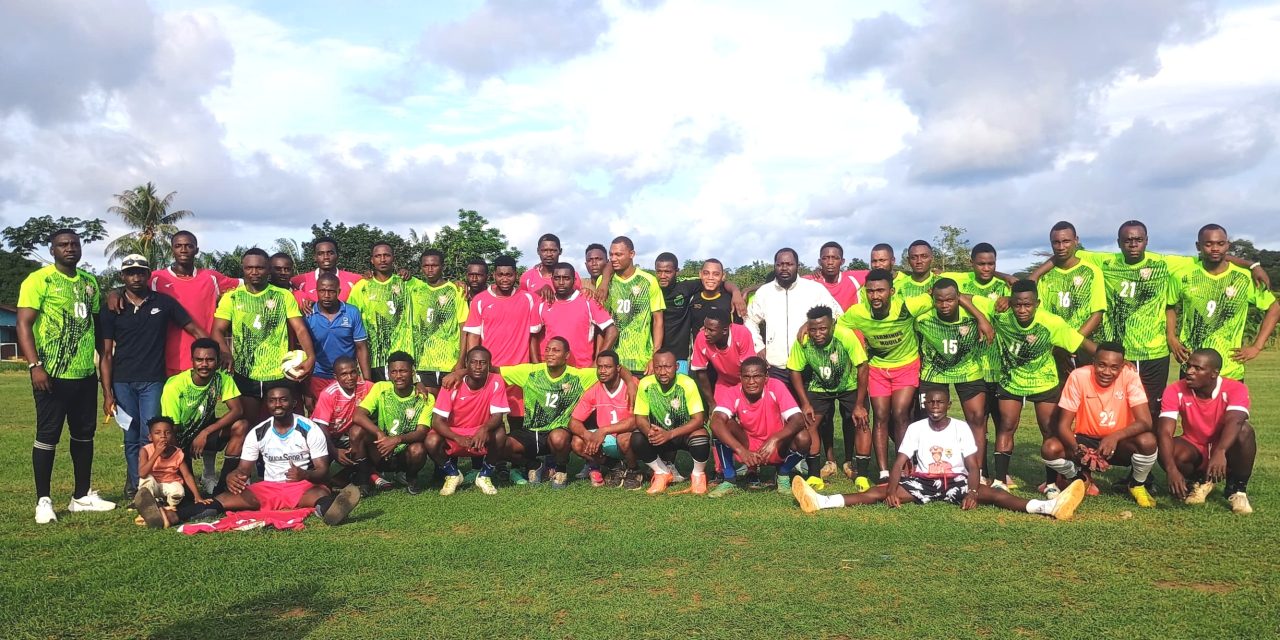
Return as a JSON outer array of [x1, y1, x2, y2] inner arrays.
[[69, 438, 93, 498], [176, 498, 223, 522], [314, 495, 335, 515], [1045, 466, 1057, 484], [993, 452, 1011, 482], [804, 455, 821, 479], [1225, 474, 1250, 497], [33, 447, 55, 498], [855, 455, 870, 478], [216, 457, 240, 492]]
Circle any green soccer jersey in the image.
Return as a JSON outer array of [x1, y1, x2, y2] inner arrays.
[[161, 369, 241, 445], [634, 374, 705, 430], [1077, 249, 1196, 361], [894, 272, 938, 299], [501, 363, 598, 432], [837, 294, 932, 369], [915, 295, 993, 384], [213, 284, 301, 381], [348, 275, 413, 367], [17, 266, 100, 379], [1172, 263, 1277, 380], [606, 269, 666, 371], [409, 279, 468, 372], [358, 381, 432, 455], [994, 309, 1085, 396], [1037, 260, 1106, 331], [786, 325, 868, 393], [943, 272, 1010, 382]]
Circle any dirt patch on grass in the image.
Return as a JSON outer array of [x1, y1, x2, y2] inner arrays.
[[1154, 580, 1236, 594], [277, 607, 309, 619]]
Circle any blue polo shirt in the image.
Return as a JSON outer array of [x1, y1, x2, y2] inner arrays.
[[305, 302, 368, 378]]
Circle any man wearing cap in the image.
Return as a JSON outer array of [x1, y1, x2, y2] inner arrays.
[[100, 254, 209, 500]]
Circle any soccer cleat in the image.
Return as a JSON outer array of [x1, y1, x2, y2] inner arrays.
[[792, 475, 822, 514], [606, 466, 628, 488], [1185, 481, 1214, 505], [745, 475, 765, 491], [842, 461, 855, 480], [989, 480, 1008, 492], [551, 471, 569, 489], [622, 471, 645, 491], [133, 491, 166, 529], [439, 473, 463, 496], [853, 476, 871, 493], [647, 473, 673, 495], [1049, 479, 1086, 521], [527, 464, 546, 485], [370, 474, 393, 491], [1038, 482, 1061, 500], [405, 481, 422, 496], [589, 469, 605, 487], [820, 461, 838, 479], [1228, 493, 1253, 515], [691, 472, 708, 495], [68, 489, 116, 513], [35, 497, 57, 524], [475, 476, 498, 495], [776, 475, 792, 493], [508, 468, 529, 486], [1128, 485, 1156, 508], [1004, 475, 1019, 490], [707, 481, 737, 498], [322, 484, 361, 526], [1086, 481, 1100, 497], [671, 468, 687, 484]]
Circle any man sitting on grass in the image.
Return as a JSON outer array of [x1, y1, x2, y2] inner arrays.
[[568, 350, 639, 487], [310, 356, 373, 486], [792, 387, 1086, 521], [424, 346, 509, 496], [349, 352, 432, 494], [1041, 343, 1158, 507], [708, 357, 812, 497], [632, 350, 709, 495]]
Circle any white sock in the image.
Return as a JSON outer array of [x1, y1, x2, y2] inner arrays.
[[818, 494, 845, 509], [879, 470, 890, 480], [646, 460, 670, 475], [1025, 498, 1052, 515], [1044, 457, 1078, 478], [692, 460, 707, 475], [1130, 452, 1157, 483]]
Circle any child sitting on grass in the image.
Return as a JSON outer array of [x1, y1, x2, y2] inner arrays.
[[133, 417, 210, 528]]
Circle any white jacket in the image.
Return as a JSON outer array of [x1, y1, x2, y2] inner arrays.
[[745, 279, 842, 368]]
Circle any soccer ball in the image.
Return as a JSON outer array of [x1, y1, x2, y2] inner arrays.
[[281, 350, 308, 381]]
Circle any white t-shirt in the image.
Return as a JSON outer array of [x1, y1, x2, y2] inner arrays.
[[898, 417, 977, 477], [241, 415, 329, 482]]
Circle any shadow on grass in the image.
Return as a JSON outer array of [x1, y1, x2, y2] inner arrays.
[[148, 582, 341, 639]]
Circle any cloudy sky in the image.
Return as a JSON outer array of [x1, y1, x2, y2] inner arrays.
[[2, 0, 1278, 272]]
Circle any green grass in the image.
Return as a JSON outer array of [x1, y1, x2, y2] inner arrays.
[[1, 356, 1278, 639]]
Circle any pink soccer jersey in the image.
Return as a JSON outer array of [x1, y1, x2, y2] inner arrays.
[[804, 271, 862, 310], [291, 269, 364, 303], [150, 267, 241, 376], [571, 380, 634, 427], [713, 378, 801, 448], [1160, 377, 1251, 448], [311, 379, 373, 434], [540, 291, 614, 367], [521, 267, 582, 296], [691, 324, 757, 389], [463, 287, 542, 367], [433, 373, 510, 437]]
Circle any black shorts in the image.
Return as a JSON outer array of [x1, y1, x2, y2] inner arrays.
[[233, 374, 289, 399], [1131, 356, 1170, 402], [1076, 435, 1102, 450], [900, 475, 969, 505], [369, 367, 389, 383], [416, 370, 446, 388], [178, 421, 230, 452], [995, 385, 1061, 404], [917, 380, 986, 407], [810, 391, 857, 422], [33, 376, 98, 447], [509, 427, 565, 457]]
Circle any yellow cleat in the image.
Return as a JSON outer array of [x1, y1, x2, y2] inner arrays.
[[1128, 485, 1156, 508], [853, 476, 871, 493], [792, 475, 821, 514], [1050, 479, 1086, 521]]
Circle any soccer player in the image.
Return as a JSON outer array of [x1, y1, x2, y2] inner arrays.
[[292, 236, 364, 303], [350, 352, 432, 492], [654, 252, 745, 373], [709, 357, 812, 496], [1041, 343, 1157, 506], [805, 241, 864, 310], [304, 273, 372, 411], [522, 233, 583, 301], [688, 258, 743, 330], [691, 313, 757, 401], [200, 384, 361, 526], [792, 388, 1087, 521], [310, 356, 373, 471], [500, 337, 600, 487], [943, 242, 1013, 445], [347, 242, 412, 381], [269, 252, 305, 305], [18, 228, 115, 522], [425, 346, 510, 496], [461, 256, 541, 429], [895, 240, 940, 298], [464, 258, 489, 301], [1168, 224, 1279, 382], [789, 306, 870, 485], [539, 262, 616, 368], [1037, 221, 1106, 373], [569, 350, 639, 487], [410, 249, 468, 396], [604, 236, 666, 375], [1158, 349, 1258, 514], [992, 280, 1097, 492], [836, 269, 932, 481], [211, 248, 315, 425], [584, 243, 609, 283], [913, 277, 996, 481], [100, 254, 207, 499], [632, 350, 709, 494], [744, 248, 841, 383], [161, 338, 248, 495]]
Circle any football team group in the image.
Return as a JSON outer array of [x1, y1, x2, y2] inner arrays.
[[15, 219, 1273, 528]]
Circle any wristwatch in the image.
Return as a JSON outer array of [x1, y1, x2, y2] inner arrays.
[[28, 360, 43, 370]]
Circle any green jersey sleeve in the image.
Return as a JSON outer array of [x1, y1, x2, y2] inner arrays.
[[785, 339, 807, 372], [500, 363, 537, 388], [633, 377, 655, 416], [1045, 313, 1085, 352], [904, 293, 933, 316], [834, 326, 869, 367]]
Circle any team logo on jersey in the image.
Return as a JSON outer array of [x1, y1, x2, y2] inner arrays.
[[1140, 268, 1152, 281], [561, 382, 572, 393], [405, 407, 416, 420], [392, 284, 401, 295], [1114, 390, 1124, 399], [1225, 286, 1237, 299], [829, 352, 840, 364], [86, 284, 97, 296], [438, 294, 450, 305], [266, 298, 277, 310], [1026, 335, 1038, 345], [958, 325, 970, 337], [1072, 276, 1083, 287], [670, 397, 681, 410], [631, 285, 641, 296]]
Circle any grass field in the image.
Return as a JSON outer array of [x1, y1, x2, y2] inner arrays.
[[0, 356, 1277, 639]]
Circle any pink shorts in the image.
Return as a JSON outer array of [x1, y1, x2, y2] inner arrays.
[[247, 480, 317, 511], [445, 440, 487, 457], [507, 385, 525, 418], [868, 359, 921, 398], [308, 376, 334, 399]]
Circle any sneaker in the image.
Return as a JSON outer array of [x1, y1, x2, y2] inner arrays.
[[576, 466, 591, 479], [606, 466, 628, 488], [405, 481, 422, 496], [647, 473, 673, 495], [707, 481, 737, 498], [842, 461, 855, 480], [1085, 481, 1100, 497], [440, 474, 463, 496], [622, 471, 645, 491], [588, 469, 605, 487], [792, 475, 822, 514], [133, 491, 166, 529], [1185, 481, 1214, 505], [322, 484, 361, 526], [820, 461, 838, 479], [989, 479, 1008, 492], [508, 468, 529, 486], [776, 475, 792, 493], [1038, 482, 1061, 500], [35, 497, 57, 524], [527, 464, 546, 484], [1048, 479, 1086, 521], [1228, 492, 1253, 515], [853, 476, 871, 493], [475, 476, 498, 495], [68, 489, 116, 512], [745, 475, 765, 491], [691, 472, 708, 495], [551, 471, 569, 489], [370, 474, 393, 491], [1128, 485, 1156, 508]]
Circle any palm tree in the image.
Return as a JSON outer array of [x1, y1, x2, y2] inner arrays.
[[272, 237, 302, 265], [104, 182, 193, 267]]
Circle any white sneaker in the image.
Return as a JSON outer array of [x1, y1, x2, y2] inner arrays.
[[1185, 481, 1214, 505], [439, 474, 463, 496], [35, 497, 57, 524], [475, 476, 498, 495], [989, 480, 1009, 492], [68, 489, 116, 512], [1228, 492, 1253, 515]]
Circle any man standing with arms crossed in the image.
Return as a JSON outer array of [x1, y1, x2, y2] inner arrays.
[[347, 242, 412, 381], [605, 236, 666, 375]]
